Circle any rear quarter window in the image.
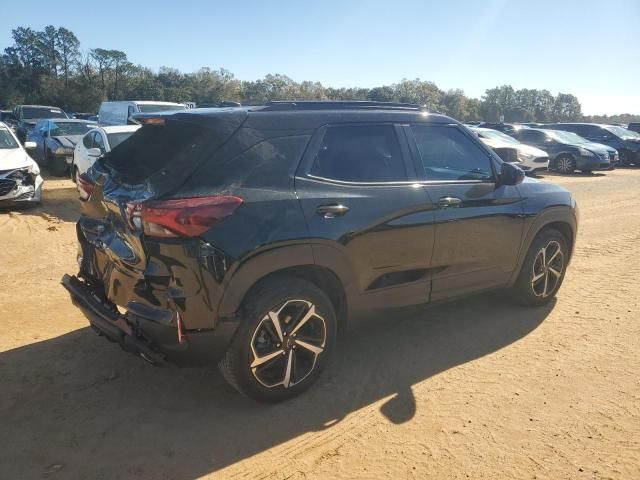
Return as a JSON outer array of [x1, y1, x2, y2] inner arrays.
[[183, 135, 311, 192]]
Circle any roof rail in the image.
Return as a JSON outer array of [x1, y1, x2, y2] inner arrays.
[[261, 100, 428, 112]]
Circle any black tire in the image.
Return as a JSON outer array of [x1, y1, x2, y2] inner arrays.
[[555, 154, 576, 174], [219, 276, 337, 402], [511, 228, 569, 307], [619, 149, 633, 167], [71, 165, 81, 184], [48, 153, 68, 177]]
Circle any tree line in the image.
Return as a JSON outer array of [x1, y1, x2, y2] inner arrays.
[[1, 25, 637, 123]]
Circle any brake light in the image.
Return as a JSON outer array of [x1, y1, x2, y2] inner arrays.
[[137, 117, 165, 126], [78, 173, 95, 201], [127, 196, 243, 238]]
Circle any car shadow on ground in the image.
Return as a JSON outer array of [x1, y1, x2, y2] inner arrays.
[[0, 292, 554, 479], [538, 170, 607, 178]]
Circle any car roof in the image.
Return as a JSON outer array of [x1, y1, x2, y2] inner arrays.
[[20, 104, 64, 110], [172, 107, 456, 132], [551, 123, 607, 127], [44, 119, 97, 123], [97, 125, 141, 133], [103, 101, 185, 106]]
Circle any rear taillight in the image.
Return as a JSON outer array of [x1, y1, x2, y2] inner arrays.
[[78, 173, 95, 201], [126, 196, 243, 238]]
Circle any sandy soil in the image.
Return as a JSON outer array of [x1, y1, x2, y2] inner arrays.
[[1, 170, 639, 480]]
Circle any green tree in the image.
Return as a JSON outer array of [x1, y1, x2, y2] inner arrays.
[[56, 27, 80, 87]]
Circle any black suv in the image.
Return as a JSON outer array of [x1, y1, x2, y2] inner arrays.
[[62, 101, 578, 402]]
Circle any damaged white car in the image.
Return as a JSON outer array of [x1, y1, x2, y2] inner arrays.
[[0, 122, 43, 206]]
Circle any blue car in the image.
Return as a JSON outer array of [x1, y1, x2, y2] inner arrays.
[[512, 128, 616, 174], [544, 123, 640, 166]]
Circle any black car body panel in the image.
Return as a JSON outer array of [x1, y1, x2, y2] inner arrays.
[[64, 103, 578, 365]]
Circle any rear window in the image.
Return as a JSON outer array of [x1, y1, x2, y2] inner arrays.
[[137, 104, 185, 113], [103, 120, 212, 184]]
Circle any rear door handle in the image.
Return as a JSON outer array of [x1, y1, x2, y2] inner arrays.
[[316, 204, 350, 218], [438, 196, 462, 208]]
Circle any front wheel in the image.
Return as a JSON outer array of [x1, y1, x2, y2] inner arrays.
[[511, 228, 569, 307], [555, 154, 576, 174], [219, 277, 337, 402], [71, 165, 80, 183]]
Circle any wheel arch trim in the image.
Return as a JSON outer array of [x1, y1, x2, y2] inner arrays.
[[508, 206, 577, 286], [216, 242, 357, 323]]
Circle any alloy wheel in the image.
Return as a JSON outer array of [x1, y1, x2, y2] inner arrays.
[[531, 240, 564, 298], [250, 299, 327, 389], [557, 157, 573, 174]]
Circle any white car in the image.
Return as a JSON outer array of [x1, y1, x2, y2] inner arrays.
[[470, 127, 549, 172], [0, 122, 43, 205], [98, 101, 186, 126], [72, 125, 140, 181]]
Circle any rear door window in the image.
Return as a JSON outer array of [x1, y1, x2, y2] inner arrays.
[[309, 125, 406, 182], [410, 125, 494, 182]]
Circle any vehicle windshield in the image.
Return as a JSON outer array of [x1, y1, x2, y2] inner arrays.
[[107, 131, 136, 149], [477, 129, 520, 145], [547, 130, 588, 144], [604, 125, 636, 138], [22, 107, 67, 120], [137, 104, 185, 113], [0, 128, 19, 149], [606, 125, 639, 139], [49, 121, 95, 136]]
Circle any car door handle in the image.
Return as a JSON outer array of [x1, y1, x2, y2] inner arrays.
[[316, 204, 350, 218], [438, 196, 463, 208]]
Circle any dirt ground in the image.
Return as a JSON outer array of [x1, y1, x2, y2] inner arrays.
[[1, 170, 639, 480]]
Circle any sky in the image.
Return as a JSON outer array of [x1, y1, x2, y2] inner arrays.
[[1, 0, 639, 115]]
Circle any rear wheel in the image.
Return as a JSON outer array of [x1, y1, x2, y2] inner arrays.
[[511, 228, 568, 306], [619, 149, 633, 167], [219, 277, 337, 402], [555, 154, 575, 174]]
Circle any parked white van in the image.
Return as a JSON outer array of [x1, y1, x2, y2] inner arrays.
[[98, 101, 186, 126]]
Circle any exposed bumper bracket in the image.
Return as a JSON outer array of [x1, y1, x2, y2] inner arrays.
[[61, 274, 168, 366]]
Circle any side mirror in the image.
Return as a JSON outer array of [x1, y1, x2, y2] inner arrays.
[[24, 141, 37, 150], [87, 147, 102, 157], [500, 162, 525, 186]]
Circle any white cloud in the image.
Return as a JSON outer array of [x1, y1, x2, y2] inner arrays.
[[578, 94, 640, 116]]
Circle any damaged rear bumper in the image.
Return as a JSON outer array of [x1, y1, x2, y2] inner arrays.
[[61, 274, 238, 366], [62, 274, 168, 365]]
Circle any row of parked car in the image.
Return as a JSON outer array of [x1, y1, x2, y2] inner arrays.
[[2, 99, 639, 209], [0, 101, 188, 205], [467, 121, 640, 174], [0, 101, 185, 205]]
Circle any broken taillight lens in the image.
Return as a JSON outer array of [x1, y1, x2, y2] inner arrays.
[[126, 196, 243, 238], [78, 173, 95, 201]]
